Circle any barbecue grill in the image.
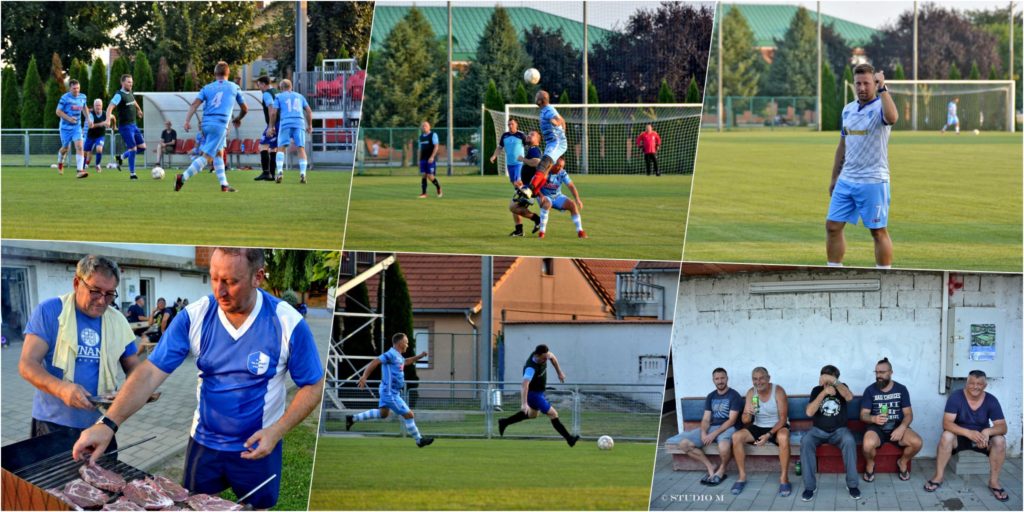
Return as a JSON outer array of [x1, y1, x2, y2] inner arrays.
[[1, 431, 152, 511]]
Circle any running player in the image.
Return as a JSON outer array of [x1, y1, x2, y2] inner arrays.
[[345, 333, 434, 448], [82, 99, 109, 173], [267, 79, 312, 184], [254, 76, 279, 181], [496, 344, 579, 447], [532, 157, 586, 239], [177, 61, 248, 192], [941, 97, 960, 134], [108, 74, 146, 180], [826, 63, 897, 268], [55, 79, 88, 178], [417, 121, 442, 198]]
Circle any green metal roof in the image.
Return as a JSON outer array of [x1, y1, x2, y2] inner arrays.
[[721, 4, 878, 48], [370, 5, 614, 62]]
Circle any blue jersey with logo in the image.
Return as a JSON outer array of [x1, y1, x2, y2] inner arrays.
[[58, 93, 88, 128], [539, 105, 566, 147], [148, 289, 323, 451], [196, 79, 245, 126], [539, 169, 573, 198], [273, 91, 309, 130], [24, 298, 138, 428], [499, 131, 527, 163], [378, 348, 406, 398]]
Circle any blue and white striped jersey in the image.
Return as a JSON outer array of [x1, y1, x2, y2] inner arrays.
[[839, 98, 892, 183]]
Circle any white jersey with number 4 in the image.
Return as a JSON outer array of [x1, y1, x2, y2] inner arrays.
[[839, 98, 892, 183]]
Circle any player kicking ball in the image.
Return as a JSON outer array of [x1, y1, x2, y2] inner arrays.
[[497, 344, 579, 447], [346, 333, 434, 448], [531, 157, 586, 239]]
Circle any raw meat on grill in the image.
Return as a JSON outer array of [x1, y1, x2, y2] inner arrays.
[[122, 478, 175, 510], [186, 494, 243, 511], [102, 496, 147, 511], [47, 487, 85, 511], [150, 475, 189, 502], [63, 478, 111, 509], [80, 461, 128, 492]]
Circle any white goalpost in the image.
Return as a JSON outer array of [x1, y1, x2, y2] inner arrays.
[[486, 103, 703, 175], [844, 80, 1016, 132]]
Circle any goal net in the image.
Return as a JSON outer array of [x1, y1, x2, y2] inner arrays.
[[487, 103, 703, 175], [844, 80, 1016, 132]]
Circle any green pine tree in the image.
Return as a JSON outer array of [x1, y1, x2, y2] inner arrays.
[[761, 6, 818, 97], [988, 64, 999, 80], [314, 51, 326, 69], [483, 80, 504, 175], [968, 61, 980, 80], [841, 65, 854, 104], [558, 89, 570, 104], [657, 79, 676, 103], [820, 61, 840, 130], [587, 80, 599, 104], [455, 6, 531, 126], [514, 82, 529, 104], [893, 63, 906, 80], [20, 56, 45, 128], [948, 63, 962, 79], [2, 67, 21, 128], [88, 58, 106, 103], [133, 51, 154, 92], [719, 6, 762, 97], [109, 56, 131, 98], [685, 77, 701, 103], [376, 262, 419, 393], [43, 78, 62, 129], [182, 70, 196, 92]]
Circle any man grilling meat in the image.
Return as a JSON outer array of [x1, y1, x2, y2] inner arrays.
[[18, 255, 140, 453], [73, 248, 325, 509]]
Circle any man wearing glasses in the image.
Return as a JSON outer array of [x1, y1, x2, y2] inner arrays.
[[18, 255, 140, 452]]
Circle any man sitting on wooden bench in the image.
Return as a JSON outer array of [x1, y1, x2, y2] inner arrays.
[[731, 366, 792, 497], [800, 364, 860, 501], [860, 357, 922, 483], [666, 367, 742, 487]]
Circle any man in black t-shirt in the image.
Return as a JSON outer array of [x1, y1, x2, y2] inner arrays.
[[800, 365, 860, 501], [155, 121, 177, 167], [859, 357, 923, 483], [495, 344, 578, 447], [125, 295, 148, 336]]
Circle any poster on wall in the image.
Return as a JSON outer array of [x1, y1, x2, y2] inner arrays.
[[969, 323, 996, 361]]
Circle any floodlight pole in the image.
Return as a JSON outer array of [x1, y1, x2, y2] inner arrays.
[[816, 1, 822, 132], [480, 256, 493, 383], [295, 1, 308, 76], [717, 3, 723, 132], [912, 1, 918, 130], [582, 1, 589, 174], [448, 1, 454, 176], [1010, 1, 1015, 81]]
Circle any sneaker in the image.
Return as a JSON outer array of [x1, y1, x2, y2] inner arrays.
[[345, 415, 354, 431], [129, 174, 138, 180], [221, 185, 237, 192], [498, 418, 507, 437], [75, 171, 89, 179], [801, 489, 814, 501], [567, 435, 580, 447], [418, 194, 428, 198], [115, 155, 122, 171], [174, 174, 184, 191], [538, 231, 545, 239], [300, 174, 307, 184], [416, 437, 434, 448], [254, 172, 272, 181], [578, 230, 588, 239], [275, 172, 282, 184], [509, 230, 524, 237], [848, 487, 861, 500], [436, 189, 443, 198]]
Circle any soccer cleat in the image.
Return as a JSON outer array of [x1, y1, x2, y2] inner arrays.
[[345, 415, 354, 431], [416, 437, 435, 448], [254, 172, 272, 181], [538, 231, 545, 239], [498, 418, 508, 437], [578, 230, 588, 239], [129, 174, 138, 180], [96, 165, 103, 173], [221, 185, 237, 192], [76, 171, 89, 179], [275, 172, 283, 184], [418, 194, 428, 198], [801, 489, 814, 501], [57, 163, 64, 173], [567, 435, 580, 447], [174, 174, 184, 191], [848, 487, 861, 500], [300, 174, 306, 184], [532, 220, 541, 234], [115, 154, 122, 171], [509, 230, 524, 237]]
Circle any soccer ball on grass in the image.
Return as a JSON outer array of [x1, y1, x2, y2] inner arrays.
[[972, 129, 980, 135], [151, 167, 166, 180], [524, 68, 541, 85], [597, 435, 614, 450]]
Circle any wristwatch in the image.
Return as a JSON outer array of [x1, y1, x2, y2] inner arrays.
[[96, 415, 119, 433], [877, 86, 888, 94]]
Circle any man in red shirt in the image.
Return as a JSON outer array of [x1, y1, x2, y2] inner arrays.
[[636, 124, 661, 176]]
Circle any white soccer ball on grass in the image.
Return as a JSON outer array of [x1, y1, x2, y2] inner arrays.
[[151, 167, 165, 180], [973, 129, 980, 135], [597, 435, 614, 450], [524, 68, 541, 85]]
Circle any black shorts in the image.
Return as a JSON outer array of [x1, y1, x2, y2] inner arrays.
[[743, 424, 789, 445], [866, 425, 903, 446], [953, 435, 991, 456]]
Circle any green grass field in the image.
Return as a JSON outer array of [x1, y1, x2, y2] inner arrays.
[[684, 132, 1022, 271], [0, 168, 351, 249], [308, 436, 655, 510], [344, 174, 690, 260]]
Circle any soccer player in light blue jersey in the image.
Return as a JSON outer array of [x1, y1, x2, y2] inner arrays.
[[535, 90, 568, 177], [55, 79, 89, 178], [827, 63, 898, 268], [73, 248, 324, 509], [267, 79, 313, 184], [532, 157, 586, 239], [346, 333, 434, 448], [177, 61, 248, 192], [941, 97, 960, 134]]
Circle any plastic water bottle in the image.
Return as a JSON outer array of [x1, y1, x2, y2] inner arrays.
[[240, 140, 246, 153], [880, 404, 889, 417], [752, 395, 760, 414], [795, 460, 802, 476]]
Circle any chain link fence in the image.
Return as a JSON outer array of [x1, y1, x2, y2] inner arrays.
[[322, 379, 663, 441], [1, 129, 146, 167], [702, 96, 818, 130], [355, 127, 482, 175]]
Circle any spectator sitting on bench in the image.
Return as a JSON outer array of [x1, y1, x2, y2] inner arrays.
[[800, 365, 860, 501], [145, 297, 175, 344], [155, 121, 177, 167], [668, 367, 742, 487], [860, 357, 923, 483], [924, 370, 1009, 502], [124, 295, 149, 336], [731, 367, 791, 497]]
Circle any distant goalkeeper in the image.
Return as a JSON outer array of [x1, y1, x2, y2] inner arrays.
[[636, 124, 662, 176], [497, 344, 579, 447], [941, 98, 960, 134]]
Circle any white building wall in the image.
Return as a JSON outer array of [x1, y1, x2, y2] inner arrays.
[[504, 322, 672, 408], [671, 270, 1022, 457]]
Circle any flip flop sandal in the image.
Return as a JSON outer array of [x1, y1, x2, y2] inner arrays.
[[990, 487, 1009, 502], [778, 483, 792, 497], [924, 480, 943, 492], [699, 474, 712, 485], [862, 471, 875, 483], [707, 474, 728, 487], [897, 462, 911, 481], [731, 481, 747, 495]]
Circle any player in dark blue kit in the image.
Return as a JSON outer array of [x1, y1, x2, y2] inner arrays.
[[418, 121, 442, 198], [83, 99, 110, 173], [346, 333, 434, 447], [254, 76, 279, 181], [107, 75, 146, 180], [497, 344, 579, 447], [491, 120, 541, 236]]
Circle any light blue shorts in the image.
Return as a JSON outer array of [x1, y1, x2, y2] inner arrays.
[[827, 179, 890, 229], [60, 125, 83, 147], [378, 394, 411, 416], [278, 125, 306, 148], [546, 194, 571, 211], [199, 123, 229, 158], [543, 139, 567, 161]]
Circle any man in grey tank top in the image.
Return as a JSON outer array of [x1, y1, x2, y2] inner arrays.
[[730, 367, 793, 497]]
